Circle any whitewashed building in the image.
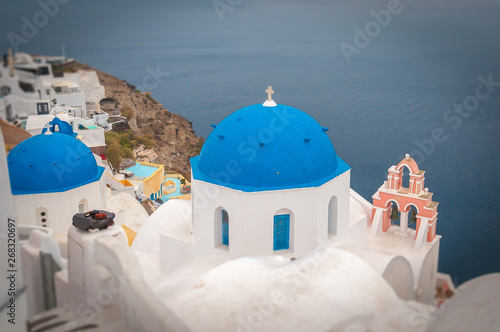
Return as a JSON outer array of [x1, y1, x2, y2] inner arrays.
[[159, 99, 367, 272], [5, 89, 496, 332], [6, 130, 107, 239], [0, 52, 86, 122]]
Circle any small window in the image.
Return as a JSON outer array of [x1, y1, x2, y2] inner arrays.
[[38, 66, 50, 76], [328, 196, 338, 236], [221, 210, 229, 246], [215, 207, 229, 248], [19, 81, 34, 93], [273, 214, 290, 250], [36, 207, 49, 227]]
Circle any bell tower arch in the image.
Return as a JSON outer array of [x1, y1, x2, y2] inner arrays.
[[371, 154, 439, 249]]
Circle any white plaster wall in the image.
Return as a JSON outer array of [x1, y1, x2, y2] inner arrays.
[[64, 225, 127, 312], [134, 199, 193, 256], [343, 212, 368, 246], [336, 243, 414, 301], [383, 256, 415, 301], [160, 171, 372, 273], [3, 94, 49, 120], [106, 192, 149, 233], [416, 240, 440, 303], [76, 70, 105, 106], [160, 235, 197, 273], [190, 171, 352, 260], [13, 178, 107, 237], [160, 248, 424, 332], [0, 67, 38, 102], [78, 127, 105, 148], [20, 230, 66, 318], [60, 226, 190, 331], [50, 92, 86, 111]]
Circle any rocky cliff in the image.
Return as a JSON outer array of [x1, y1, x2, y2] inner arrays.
[[56, 63, 204, 179]]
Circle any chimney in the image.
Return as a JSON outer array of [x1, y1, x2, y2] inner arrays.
[[8, 48, 14, 77]]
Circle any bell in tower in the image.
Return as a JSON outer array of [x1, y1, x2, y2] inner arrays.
[[390, 203, 400, 224]]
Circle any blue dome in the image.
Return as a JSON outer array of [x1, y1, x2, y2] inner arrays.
[[8, 132, 104, 195], [192, 103, 350, 192], [41, 117, 76, 137]]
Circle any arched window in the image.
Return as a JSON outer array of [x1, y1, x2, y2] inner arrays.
[[390, 201, 400, 226], [221, 210, 229, 246], [214, 207, 229, 247], [36, 207, 48, 228], [400, 165, 411, 189], [328, 196, 338, 236], [407, 205, 418, 229], [0, 85, 11, 97], [273, 209, 293, 251], [78, 199, 88, 213]]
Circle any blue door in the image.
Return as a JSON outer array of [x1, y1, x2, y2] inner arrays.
[[222, 210, 229, 246], [273, 214, 290, 250]]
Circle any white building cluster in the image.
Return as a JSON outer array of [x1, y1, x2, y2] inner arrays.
[[1, 88, 498, 332], [1, 51, 85, 121], [0, 50, 109, 155]]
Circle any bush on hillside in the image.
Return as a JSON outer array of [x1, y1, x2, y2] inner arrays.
[[121, 147, 134, 159], [106, 144, 122, 171], [120, 105, 135, 121]]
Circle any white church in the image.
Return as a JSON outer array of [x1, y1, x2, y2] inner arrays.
[[1, 88, 499, 332], [158, 94, 364, 272], [7, 129, 107, 238]]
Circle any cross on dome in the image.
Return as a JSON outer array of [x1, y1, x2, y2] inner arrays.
[[266, 86, 274, 101], [263, 86, 277, 107]]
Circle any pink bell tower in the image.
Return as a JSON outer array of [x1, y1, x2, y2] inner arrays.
[[371, 154, 439, 248]]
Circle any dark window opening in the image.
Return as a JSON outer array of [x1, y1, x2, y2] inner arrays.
[[19, 81, 35, 93], [221, 210, 229, 246]]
